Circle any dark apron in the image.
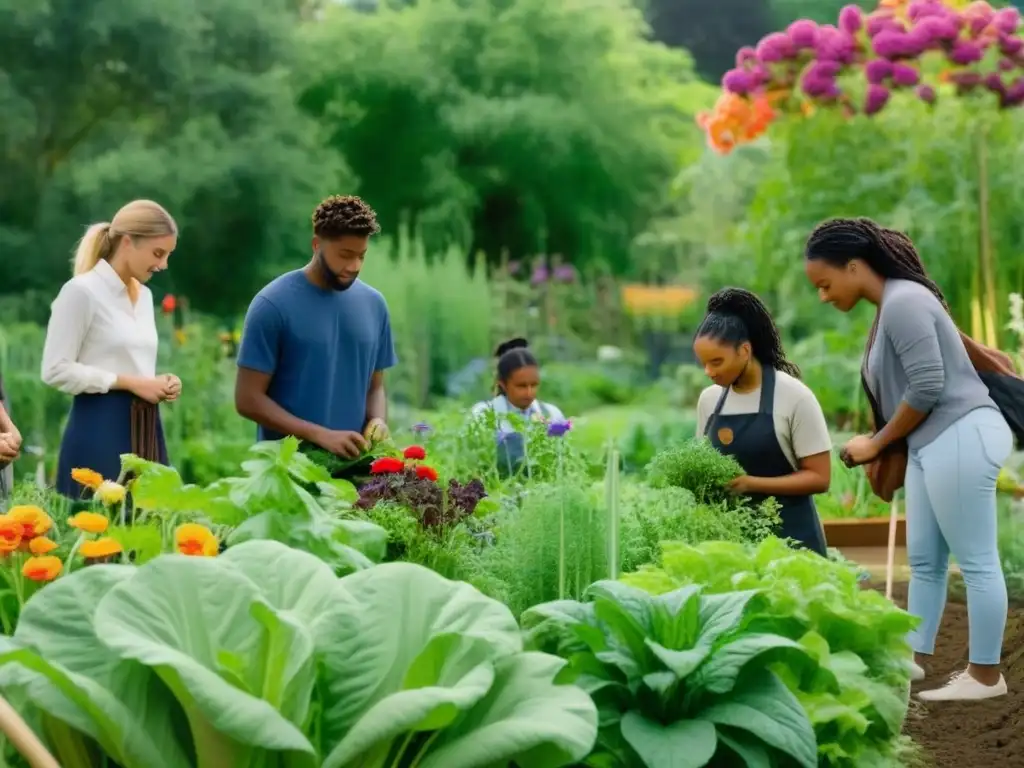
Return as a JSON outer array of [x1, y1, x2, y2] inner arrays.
[[704, 366, 828, 556], [56, 391, 168, 500]]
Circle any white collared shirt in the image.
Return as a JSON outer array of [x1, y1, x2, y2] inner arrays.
[[40, 260, 158, 395]]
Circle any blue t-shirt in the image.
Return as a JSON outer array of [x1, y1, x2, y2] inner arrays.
[[236, 270, 398, 441]]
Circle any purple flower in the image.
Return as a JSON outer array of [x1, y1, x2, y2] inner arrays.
[[866, 13, 901, 38], [872, 30, 910, 59], [756, 32, 795, 63], [787, 19, 818, 49], [916, 84, 937, 104], [999, 57, 1016, 72], [949, 40, 984, 65], [865, 58, 894, 84], [1003, 78, 1024, 107], [530, 265, 549, 286], [864, 84, 890, 115], [750, 64, 771, 86], [546, 419, 572, 438], [908, 1, 948, 22], [735, 46, 757, 67], [553, 264, 576, 283], [839, 5, 863, 35], [951, 72, 982, 93], [994, 8, 1021, 36], [723, 68, 756, 95], [801, 60, 841, 97], [1000, 35, 1024, 57], [814, 25, 856, 63], [412, 422, 433, 435], [891, 62, 920, 87], [914, 16, 960, 44], [984, 73, 1006, 95]]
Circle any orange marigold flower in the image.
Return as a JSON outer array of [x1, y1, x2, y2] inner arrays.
[[79, 538, 123, 559], [69, 512, 109, 535], [403, 445, 427, 460], [22, 556, 62, 582], [414, 464, 439, 482], [8, 506, 52, 539], [697, 92, 777, 155], [71, 468, 104, 490], [29, 537, 58, 555], [0, 515, 22, 555], [175, 523, 218, 557]]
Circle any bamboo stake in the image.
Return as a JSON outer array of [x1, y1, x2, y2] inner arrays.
[[885, 496, 900, 601], [0, 694, 59, 768]]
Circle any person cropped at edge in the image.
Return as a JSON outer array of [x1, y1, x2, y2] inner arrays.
[[0, 373, 20, 499], [805, 216, 1013, 702], [41, 200, 181, 499], [693, 287, 831, 556], [470, 338, 566, 476], [235, 195, 397, 459]]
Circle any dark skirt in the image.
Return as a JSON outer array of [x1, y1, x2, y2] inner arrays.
[[56, 392, 168, 499]]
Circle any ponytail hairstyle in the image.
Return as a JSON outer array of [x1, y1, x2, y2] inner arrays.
[[805, 217, 949, 310], [494, 337, 538, 395], [696, 287, 801, 379], [73, 200, 177, 301]]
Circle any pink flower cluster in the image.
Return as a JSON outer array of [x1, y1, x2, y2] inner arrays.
[[721, 1, 1024, 117]]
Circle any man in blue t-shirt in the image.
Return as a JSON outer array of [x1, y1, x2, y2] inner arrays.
[[235, 195, 398, 458]]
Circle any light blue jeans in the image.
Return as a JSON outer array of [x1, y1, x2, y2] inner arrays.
[[906, 406, 1012, 666]]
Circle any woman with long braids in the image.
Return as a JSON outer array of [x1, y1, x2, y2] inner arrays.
[[694, 288, 832, 555], [805, 217, 1013, 702]]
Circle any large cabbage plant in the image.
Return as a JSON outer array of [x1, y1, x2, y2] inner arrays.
[[0, 541, 597, 767]]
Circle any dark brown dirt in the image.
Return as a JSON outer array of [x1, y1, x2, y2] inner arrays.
[[884, 581, 1024, 767]]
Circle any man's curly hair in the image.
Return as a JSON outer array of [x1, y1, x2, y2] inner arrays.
[[312, 195, 381, 239]]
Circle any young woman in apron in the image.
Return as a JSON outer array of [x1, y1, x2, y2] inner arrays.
[[470, 338, 567, 478], [694, 288, 832, 555], [41, 200, 181, 500]]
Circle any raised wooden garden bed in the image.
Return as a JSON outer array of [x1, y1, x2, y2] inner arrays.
[[822, 515, 906, 549]]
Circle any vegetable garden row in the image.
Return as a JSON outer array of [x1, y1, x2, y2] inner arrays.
[[0, 413, 920, 767]]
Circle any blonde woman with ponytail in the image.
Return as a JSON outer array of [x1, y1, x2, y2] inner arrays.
[[41, 200, 181, 500]]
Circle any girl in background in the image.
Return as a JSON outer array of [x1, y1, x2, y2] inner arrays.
[[471, 338, 566, 476], [693, 287, 832, 555], [41, 200, 182, 499]]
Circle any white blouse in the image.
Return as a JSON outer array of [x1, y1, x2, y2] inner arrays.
[[40, 260, 159, 395]]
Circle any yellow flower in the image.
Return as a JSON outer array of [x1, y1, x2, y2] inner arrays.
[[22, 556, 62, 582], [95, 481, 127, 506], [8, 506, 52, 539], [69, 512, 110, 535], [79, 538, 123, 559], [175, 523, 218, 557], [71, 467, 104, 490], [29, 537, 58, 555], [0, 515, 22, 555]]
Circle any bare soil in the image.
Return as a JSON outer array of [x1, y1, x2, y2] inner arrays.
[[885, 581, 1024, 767]]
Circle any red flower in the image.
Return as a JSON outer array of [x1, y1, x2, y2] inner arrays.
[[403, 445, 426, 460], [414, 465, 439, 482], [370, 457, 404, 474], [161, 294, 177, 314]]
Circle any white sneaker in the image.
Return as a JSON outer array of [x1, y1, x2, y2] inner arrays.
[[917, 669, 1007, 701], [910, 662, 926, 682]]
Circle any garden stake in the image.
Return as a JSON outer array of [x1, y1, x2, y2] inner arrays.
[[885, 496, 899, 602], [0, 693, 59, 768]]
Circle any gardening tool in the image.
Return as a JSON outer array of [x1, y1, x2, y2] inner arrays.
[[0, 693, 59, 768]]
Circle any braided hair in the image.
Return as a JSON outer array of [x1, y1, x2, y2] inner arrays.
[[805, 217, 948, 310], [696, 288, 802, 379], [494, 338, 537, 395]]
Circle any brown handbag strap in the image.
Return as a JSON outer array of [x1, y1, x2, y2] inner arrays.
[[860, 314, 887, 433]]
